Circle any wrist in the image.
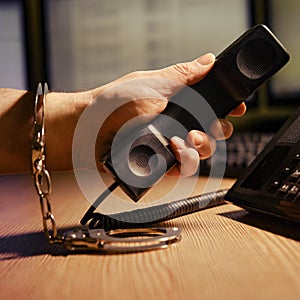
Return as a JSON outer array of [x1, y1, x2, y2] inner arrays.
[[44, 89, 94, 171], [0, 89, 35, 173]]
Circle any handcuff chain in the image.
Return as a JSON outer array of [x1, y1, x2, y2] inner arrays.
[[31, 83, 61, 244], [30, 83, 181, 252]]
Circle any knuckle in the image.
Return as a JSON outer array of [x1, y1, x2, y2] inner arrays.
[[173, 63, 190, 76]]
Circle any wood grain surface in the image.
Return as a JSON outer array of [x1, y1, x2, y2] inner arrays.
[[1, 172, 300, 300]]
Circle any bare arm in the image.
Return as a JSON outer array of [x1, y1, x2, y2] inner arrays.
[[0, 53, 246, 175], [0, 88, 92, 173]]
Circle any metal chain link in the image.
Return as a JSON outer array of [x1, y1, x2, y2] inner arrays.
[[30, 83, 181, 252], [31, 83, 62, 244]]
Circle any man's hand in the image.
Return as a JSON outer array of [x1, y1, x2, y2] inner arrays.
[[91, 53, 246, 177]]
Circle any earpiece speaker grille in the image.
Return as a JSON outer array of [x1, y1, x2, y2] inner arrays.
[[236, 38, 277, 79]]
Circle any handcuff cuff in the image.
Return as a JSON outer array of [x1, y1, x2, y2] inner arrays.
[[31, 83, 182, 254]]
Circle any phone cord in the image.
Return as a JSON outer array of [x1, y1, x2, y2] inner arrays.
[[80, 183, 228, 230]]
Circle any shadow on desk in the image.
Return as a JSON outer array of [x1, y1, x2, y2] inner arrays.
[[0, 231, 70, 260], [0, 224, 170, 260], [219, 208, 300, 242]]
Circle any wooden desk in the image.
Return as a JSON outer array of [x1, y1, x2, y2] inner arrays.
[[1, 172, 300, 300]]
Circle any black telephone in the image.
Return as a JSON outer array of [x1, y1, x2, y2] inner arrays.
[[101, 24, 290, 202], [81, 25, 296, 229], [81, 108, 300, 229], [226, 107, 300, 223]]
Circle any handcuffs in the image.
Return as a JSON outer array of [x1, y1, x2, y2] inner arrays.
[[62, 227, 181, 253], [31, 83, 182, 254]]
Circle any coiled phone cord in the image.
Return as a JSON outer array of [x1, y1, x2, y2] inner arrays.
[[80, 182, 228, 230]]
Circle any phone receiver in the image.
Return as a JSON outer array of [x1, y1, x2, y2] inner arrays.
[[101, 24, 290, 202]]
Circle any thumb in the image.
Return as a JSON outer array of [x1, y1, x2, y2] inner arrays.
[[160, 53, 215, 86]]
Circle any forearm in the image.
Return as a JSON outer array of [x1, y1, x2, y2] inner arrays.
[[0, 88, 93, 173]]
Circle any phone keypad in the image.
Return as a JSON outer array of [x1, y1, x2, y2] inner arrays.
[[267, 155, 300, 203]]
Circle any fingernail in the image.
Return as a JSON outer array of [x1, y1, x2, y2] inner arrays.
[[220, 119, 228, 130], [171, 136, 186, 150], [187, 131, 205, 148], [196, 53, 215, 66]]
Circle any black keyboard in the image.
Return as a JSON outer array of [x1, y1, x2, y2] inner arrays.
[[200, 132, 274, 177]]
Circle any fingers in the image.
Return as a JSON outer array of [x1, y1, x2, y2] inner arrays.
[[167, 101, 247, 177], [209, 119, 234, 140], [186, 131, 217, 160], [229, 102, 247, 116], [168, 137, 200, 177], [208, 102, 246, 140], [152, 55, 245, 177], [158, 53, 215, 86], [168, 133, 216, 177]]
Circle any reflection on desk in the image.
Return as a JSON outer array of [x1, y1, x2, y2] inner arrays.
[[1, 172, 300, 300]]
